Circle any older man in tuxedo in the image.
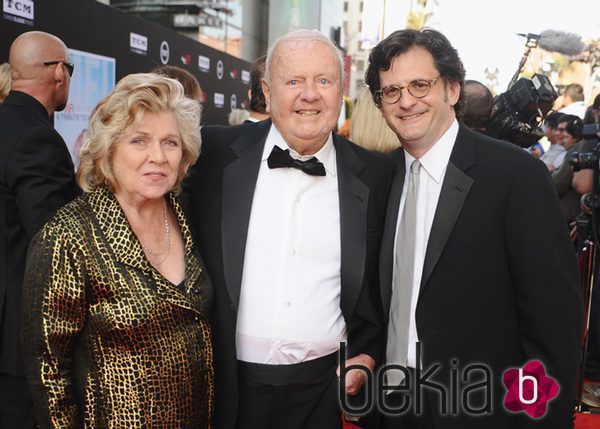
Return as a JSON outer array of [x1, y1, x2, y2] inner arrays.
[[366, 28, 583, 428], [185, 30, 392, 429], [0, 31, 79, 428]]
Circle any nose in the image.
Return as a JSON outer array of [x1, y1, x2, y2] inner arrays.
[[396, 88, 418, 110], [149, 141, 167, 164], [300, 81, 320, 102]]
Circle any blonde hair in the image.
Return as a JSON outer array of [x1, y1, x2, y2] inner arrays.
[[0, 63, 11, 103], [228, 108, 250, 125], [350, 87, 400, 153], [77, 73, 201, 192]]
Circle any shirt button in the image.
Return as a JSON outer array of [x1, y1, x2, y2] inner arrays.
[[285, 301, 291, 308]]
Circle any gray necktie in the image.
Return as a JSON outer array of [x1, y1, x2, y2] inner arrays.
[[386, 159, 420, 386]]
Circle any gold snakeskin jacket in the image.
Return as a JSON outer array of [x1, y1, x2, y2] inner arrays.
[[21, 185, 214, 428]]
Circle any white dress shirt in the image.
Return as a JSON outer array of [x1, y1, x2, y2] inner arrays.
[[235, 125, 347, 364], [392, 120, 458, 368]]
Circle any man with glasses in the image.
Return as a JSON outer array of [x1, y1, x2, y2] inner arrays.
[[366, 28, 582, 428], [0, 31, 79, 428]]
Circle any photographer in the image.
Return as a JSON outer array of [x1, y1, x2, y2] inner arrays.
[[540, 111, 567, 172], [552, 114, 585, 224], [573, 95, 600, 195], [569, 94, 600, 406]]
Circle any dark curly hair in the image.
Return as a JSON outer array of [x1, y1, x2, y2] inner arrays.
[[365, 28, 465, 117], [559, 114, 584, 141]]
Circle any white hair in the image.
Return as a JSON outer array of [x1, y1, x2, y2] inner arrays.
[[264, 29, 344, 85]]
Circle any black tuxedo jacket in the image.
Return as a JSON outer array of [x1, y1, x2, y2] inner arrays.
[[0, 91, 79, 376], [380, 123, 583, 428], [185, 119, 393, 429]]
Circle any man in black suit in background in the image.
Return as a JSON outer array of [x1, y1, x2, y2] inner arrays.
[[0, 31, 79, 428], [185, 29, 392, 429], [365, 29, 582, 428]]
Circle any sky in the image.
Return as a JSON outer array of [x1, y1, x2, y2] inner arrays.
[[379, 0, 600, 94]]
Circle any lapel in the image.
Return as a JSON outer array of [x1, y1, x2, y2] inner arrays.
[[221, 120, 271, 310], [420, 124, 476, 292], [380, 148, 406, 312], [86, 185, 204, 314], [334, 135, 369, 317]]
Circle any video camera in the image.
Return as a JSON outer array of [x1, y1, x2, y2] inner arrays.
[[486, 73, 558, 148], [568, 124, 600, 171]]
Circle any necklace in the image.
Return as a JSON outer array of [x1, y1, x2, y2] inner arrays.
[[142, 201, 171, 266]]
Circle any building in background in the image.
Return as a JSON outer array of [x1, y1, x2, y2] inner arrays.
[[106, 0, 342, 64], [108, 0, 268, 62], [343, 0, 368, 99]]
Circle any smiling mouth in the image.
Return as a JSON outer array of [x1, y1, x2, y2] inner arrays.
[[144, 172, 167, 178], [296, 110, 320, 116], [399, 112, 424, 120]]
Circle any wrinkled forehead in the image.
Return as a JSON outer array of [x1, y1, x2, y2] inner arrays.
[[271, 39, 341, 75]]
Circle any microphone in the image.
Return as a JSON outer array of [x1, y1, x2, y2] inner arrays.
[[537, 30, 585, 56]]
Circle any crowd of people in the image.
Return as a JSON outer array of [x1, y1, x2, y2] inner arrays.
[[0, 25, 597, 429]]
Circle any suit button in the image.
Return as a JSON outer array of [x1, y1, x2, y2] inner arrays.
[[230, 303, 235, 311]]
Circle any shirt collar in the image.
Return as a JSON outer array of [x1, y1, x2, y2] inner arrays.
[[405, 119, 459, 184], [262, 124, 337, 177]]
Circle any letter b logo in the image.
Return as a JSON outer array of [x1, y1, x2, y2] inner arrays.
[[502, 360, 558, 419], [517, 368, 538, 405]]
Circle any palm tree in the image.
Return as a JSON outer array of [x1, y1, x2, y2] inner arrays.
[[406, 0, 437, 30]]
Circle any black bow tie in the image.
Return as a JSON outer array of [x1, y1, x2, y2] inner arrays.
[[267, 146, 326, 176]]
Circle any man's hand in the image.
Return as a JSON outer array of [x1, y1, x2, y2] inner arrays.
[[336, 353, 375, 396]]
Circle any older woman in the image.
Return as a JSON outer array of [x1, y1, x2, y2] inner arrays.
[[21, 73, 213, 428]]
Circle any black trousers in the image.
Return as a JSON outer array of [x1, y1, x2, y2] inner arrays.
[[0, 373, 36, 429], [235, 353, 342, 429], [380, 368, 435, 429]]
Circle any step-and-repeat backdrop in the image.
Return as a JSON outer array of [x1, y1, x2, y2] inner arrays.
[[1, 0, 251, 161]]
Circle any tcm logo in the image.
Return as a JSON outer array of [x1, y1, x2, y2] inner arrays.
[[502, 360, 559, 419], [129, 32, 148, 55], [241, 70, 250, 84], [198, 55, 210, 73], [3, 0, 34, 20], [214, 92, 225, 108]]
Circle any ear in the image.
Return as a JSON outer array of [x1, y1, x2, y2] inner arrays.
[[261, 79, 271, 113], [448, 80, 460, 107]]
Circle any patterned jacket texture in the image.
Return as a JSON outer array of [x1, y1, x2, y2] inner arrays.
[[21, 185, 214, 428]]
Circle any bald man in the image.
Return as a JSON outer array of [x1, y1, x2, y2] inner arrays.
[[0, 31, 79, 428]]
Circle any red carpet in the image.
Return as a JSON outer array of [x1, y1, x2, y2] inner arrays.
[[575, 412, 600, 429], [341, 412, 600, 428]]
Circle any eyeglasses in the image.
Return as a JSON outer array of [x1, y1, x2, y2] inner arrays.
[[43, 60, 74, 77], [375, 76, 440, 104], [556, 127, 566, 132]]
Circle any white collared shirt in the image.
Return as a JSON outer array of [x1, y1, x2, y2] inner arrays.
[[235, 124, 347, 364], [392, 120, 459, 368]]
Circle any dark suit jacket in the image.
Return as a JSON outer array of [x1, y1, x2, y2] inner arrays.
[[184, 119, 393, 429], [0, 91, 79, 377], [380, 124, 583, 429]]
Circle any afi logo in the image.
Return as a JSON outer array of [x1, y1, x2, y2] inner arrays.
[[502, 360, 559, 418]]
